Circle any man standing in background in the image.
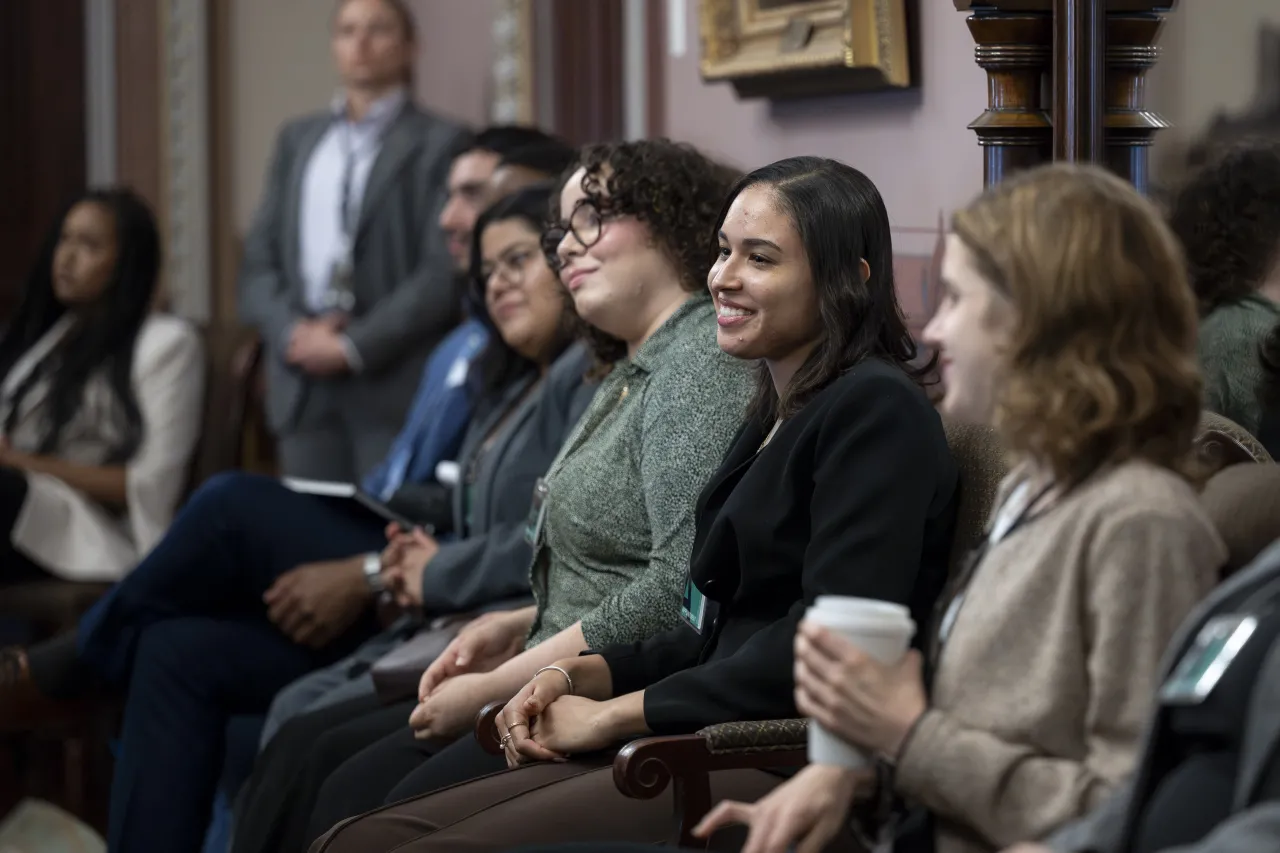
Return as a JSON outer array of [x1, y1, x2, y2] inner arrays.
[[239, 0, 469, 481]]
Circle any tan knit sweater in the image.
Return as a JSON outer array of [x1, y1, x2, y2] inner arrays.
[[895, 460, 1227, 853]]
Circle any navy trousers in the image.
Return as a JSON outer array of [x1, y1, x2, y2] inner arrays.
[[76, 472, 386, 853]]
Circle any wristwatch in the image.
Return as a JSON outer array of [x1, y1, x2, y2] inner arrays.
[[362, 552, 386, 595]]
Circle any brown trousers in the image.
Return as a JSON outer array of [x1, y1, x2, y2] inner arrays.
[[308, 756, 808, 852]]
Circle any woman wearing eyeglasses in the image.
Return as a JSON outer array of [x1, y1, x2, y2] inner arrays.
[[285, 139, 754, 847]]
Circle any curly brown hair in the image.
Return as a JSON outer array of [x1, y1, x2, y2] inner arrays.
[[1167, 138, 1280, 316], [549, 139, 740, 368], [953, 163, 1203, 489]]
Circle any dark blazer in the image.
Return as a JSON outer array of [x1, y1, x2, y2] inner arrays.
[[418, 343, 597, 616], [238, 104, 469, 433], [598, 359, 959, 734]]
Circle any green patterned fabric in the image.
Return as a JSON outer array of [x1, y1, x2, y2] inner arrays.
[[526, 293, 753, 648], [1198, 294, 1280, 435]]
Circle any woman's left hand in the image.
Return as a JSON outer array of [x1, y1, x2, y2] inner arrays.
[[794, 620, 928, 760], [408, 671, 494, 741], [527, 695, 615, 758]]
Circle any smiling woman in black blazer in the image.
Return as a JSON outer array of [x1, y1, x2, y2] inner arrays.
[[310, 157, 960, 853]]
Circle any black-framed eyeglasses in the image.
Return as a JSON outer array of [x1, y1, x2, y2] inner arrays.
[[542, 199, 612, 272]]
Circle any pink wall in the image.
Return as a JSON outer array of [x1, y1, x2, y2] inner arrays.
[[408, 0, 494, 127], [663, 0, 986, 324]]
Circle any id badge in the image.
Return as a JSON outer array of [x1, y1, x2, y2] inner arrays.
[[524, 478, 550, 548], [680, 576, 708, 633], [326, 255, 356, 313], [1159, 613, 1258, 706]]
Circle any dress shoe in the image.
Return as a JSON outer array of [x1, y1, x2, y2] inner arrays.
[[0, 647, 89, 733]]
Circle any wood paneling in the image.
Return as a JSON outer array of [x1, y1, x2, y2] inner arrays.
[[0, 0, 87, 321], [116, 0, 163, 214], [549, 0, 625, 144]]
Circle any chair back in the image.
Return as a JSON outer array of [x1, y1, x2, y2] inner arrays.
[[1201, 462, 1280, 578], [941, 419, 1007, 572], [185, 323, 263, 495], [1196, 411, 1272, 470]]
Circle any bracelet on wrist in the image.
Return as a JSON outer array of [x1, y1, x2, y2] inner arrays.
[[535, 665, 574, 695]]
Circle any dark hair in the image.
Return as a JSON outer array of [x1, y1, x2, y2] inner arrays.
[[498, 140, 576, 178], [468, 184, 577, 395], [1167, 138, 1280, 316], [0, 189, 160, 462], [718, 157, 930, 423], [558, 139, 740, 368], [470, 126, 564, 160]]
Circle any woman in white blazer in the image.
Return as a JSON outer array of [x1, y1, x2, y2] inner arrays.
[[0, 188, 204, 583]]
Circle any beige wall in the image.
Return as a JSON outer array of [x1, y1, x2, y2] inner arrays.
[[664, 0, 985, 239], [228, 0, 496, 233]]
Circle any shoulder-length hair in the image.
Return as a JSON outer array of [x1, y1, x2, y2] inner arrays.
[[0, 188, 160, 463], [952, 163, 1203, 488], [468, 183, 578, 396], [716, 156, 931, 424], [546, 139, 740, 371]]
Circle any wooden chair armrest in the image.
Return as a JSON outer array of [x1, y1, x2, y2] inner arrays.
[[613, 723, 809, 849], [475, 701, 506, 756]]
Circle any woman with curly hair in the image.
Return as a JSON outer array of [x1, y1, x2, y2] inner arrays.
[[273, 139, 753, 847], [311, 156, 961, 852], [659, 164, 1229, 853], [1168, 139, 1280, 434]]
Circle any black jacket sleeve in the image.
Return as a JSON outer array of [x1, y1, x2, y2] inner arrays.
[[639, 372, 947, 734]]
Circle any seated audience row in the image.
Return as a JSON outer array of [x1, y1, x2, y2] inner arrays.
[[306, 164, 1225, 852], [2, 123, 1276, 853]]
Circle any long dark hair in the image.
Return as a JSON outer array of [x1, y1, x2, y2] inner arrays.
[[0, 189, 160, 462], [718, 157, 931, 424], [468, 184, 577, 395]]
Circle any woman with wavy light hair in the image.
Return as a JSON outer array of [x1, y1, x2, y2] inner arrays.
[[676, 164, 1230, 853]]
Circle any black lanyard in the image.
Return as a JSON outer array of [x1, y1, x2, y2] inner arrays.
[[929, 480, 1057, 662], [338, 125, 361, 245]]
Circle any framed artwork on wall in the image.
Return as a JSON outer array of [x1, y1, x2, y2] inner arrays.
[[699, 0, 912, 99]]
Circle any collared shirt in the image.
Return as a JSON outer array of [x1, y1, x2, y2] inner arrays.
[[297, 87, 408, 319], [361, 317, 489, 499], [524, 293, 754, 649]]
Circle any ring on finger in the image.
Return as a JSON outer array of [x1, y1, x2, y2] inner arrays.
[[500, 734, 513, 747], [508, 722, 529, 732]]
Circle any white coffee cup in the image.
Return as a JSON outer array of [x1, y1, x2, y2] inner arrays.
[[802, 596, 916, 769]]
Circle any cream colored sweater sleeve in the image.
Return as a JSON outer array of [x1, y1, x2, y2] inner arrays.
[[894, 506, 1223, 850]]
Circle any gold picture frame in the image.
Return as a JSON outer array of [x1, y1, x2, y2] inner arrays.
[[699, 0, 911, 99]]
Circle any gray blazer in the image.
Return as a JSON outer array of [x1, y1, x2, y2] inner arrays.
[[1048, 538, 1280, 853], [238, 103, 469, 432], [417, 342, 597, 616]]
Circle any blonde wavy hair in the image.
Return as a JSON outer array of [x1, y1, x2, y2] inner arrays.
[[952, 163, 1203, 488]]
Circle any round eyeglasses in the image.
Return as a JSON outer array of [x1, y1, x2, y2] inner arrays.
[[542, 199, 611, 272]]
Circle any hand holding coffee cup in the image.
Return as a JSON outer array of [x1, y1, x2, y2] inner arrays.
[[796, 596, 927, 768]]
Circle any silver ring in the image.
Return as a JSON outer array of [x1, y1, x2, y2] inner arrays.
[[500, 734, 513, 748]]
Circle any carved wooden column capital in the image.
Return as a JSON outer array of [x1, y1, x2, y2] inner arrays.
[[1104, 6, 1174, 193], [958, 2, 1054, 186]]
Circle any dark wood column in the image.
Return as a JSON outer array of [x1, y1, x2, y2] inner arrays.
[[0, 0, 87, 321], [1105, 4, 1175, 194], [956, 2, 1054, 187], [1053, 0, 1105, 162], [548, 0, 625, 144]]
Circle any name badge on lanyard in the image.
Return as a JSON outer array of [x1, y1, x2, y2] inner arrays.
[[1160, 614, 1259, 706], [524, 478, 551, 548], [937, 479, 1051, 649], [325, 126, 360, 314], [680, 576, 708, 633]]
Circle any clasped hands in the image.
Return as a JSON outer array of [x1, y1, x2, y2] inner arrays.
[[286, 314, 350, 376], [495, 667, 614, 769]]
